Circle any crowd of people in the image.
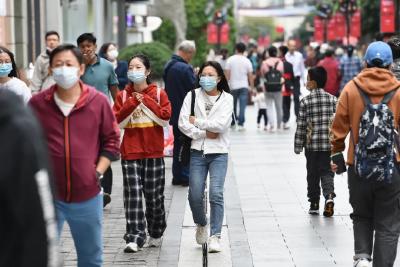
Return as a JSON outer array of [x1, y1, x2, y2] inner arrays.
[[3, 28, 400, 267]]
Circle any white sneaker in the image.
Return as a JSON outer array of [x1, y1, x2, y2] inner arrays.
[[353, 258, 371, 267], [147, 237, 162, 247], [124, 242, 140, 253], [195, 224, 208, 244], [270, 126, 277, 132], [237, 125, 246, 131], [283, 122, 290, 130], [257, 124, 260, 129], [208, 235, 222, 253]]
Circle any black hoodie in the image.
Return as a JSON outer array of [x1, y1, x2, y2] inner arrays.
[[0, 90, 59, 267]]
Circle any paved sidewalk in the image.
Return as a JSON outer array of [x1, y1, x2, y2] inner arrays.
[[59, 105, 400, 266]]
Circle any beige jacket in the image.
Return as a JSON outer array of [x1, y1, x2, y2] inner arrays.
[[29, 51, 55, 93]]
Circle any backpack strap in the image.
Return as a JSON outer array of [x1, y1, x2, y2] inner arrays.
[[353, 80, 371, 105], [157, 87, 161, 105], [381, 88, 398, 104], [273, 61, 279, 70], [190, 89, 195, 116]]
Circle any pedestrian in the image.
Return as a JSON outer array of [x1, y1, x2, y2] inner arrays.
[[253, 86, 268, 130], [331, 41, 400, 267], [29, 44, 120, 267], [0, 46, 31, 103], [285, 39, 305, 118], [0, 89, 59, 267], [294, 66, 336, 217], [178, 61, 233, 253], [279, 45, 295, 129], [388, 36, 400, 80], [261, 46, 284, 131], [77, 33, 120, 207], [113, 54, 171, 253], [216, 48, 229, 70], [318, 48, 341, 97], [225, 42, 254, 131], [163, 40, 197, 186], [339, 45, 362, 91], [99, 42, 129, 90], [30, 31, 60, 93]]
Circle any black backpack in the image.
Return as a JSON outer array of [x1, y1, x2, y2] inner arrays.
[[264, 61, 282, 92]]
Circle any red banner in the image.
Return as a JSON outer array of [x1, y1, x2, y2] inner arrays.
[[327, 17, 337, 41], [207, 22, 230, 44], [314, 16, 324, 43], [220, 23, 230, 44], [257, 35, 271, 48], [381, 0, 395, 33], [334, 13, 346, 39], [350, 10, 361, 38]]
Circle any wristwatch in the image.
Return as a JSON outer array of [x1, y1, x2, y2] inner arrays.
[[96, 171, 104, 179]]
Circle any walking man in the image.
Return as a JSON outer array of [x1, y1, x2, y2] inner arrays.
[[77, 33, 119, 206], [285, 39, 305, 118], [225, 42, 254, 131], [318, 48, 341, 97], [30, 31, 60, 93], [30, 44, 120, 267], [163, 40, 196, 186], [279, 45, 295, 129], [331, 41, 400, 267]]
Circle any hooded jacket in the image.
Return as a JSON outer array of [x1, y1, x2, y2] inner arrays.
[[113, 83, 172, 160], [331, 67, 400, 165], [29, 82, 120, 202], [30, 51, 56, 93]]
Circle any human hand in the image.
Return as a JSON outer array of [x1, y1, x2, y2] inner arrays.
[[134, 92, 144, 102], [206, 131, 219, 139], [331, 162, 338, 173], [189, 116, 196, 124]]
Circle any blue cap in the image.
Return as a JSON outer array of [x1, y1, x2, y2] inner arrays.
[[364, 41, 393, 66]]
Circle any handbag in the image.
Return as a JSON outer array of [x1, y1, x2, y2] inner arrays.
[[178, 90, 195, 166]]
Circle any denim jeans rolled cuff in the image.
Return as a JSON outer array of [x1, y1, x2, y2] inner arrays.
[[188, 150, 228, 236], [353, 253, 372, 261]]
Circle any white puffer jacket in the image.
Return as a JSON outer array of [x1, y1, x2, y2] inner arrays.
[[178, 88, 233, 154]]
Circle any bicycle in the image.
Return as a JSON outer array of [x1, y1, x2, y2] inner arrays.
[[202, 181, 208, 267]]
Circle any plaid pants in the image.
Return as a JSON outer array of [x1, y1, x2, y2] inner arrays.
[[121, 158, 166, 247]]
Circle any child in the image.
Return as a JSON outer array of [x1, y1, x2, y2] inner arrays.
[[294, 66, 337, 217], [253, 87, 268, 130]]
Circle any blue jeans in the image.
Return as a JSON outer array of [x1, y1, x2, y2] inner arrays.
[[56, 193, 103, 267], [188, 150, 228, 236], [231, 88, 248, 126]]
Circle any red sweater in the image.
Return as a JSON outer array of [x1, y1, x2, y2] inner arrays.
[[113, 83, 172, 160], [29, 82, 120, 202]]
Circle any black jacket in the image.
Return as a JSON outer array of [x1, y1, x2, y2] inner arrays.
[[0, 90, 59, 267], [163, 54, 196, 126]]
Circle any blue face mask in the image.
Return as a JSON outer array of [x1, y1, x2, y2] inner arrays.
[[127, 70, 146, 84], [199, 76, 218, 92], [0, 63, 12, 77]]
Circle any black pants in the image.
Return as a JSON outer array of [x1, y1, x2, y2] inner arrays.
[[305, 151, 335, 202], [100, 166, 113, 194], [282, 95, 291, 123], [257, 108, 268, 126], [348, 166, 400, 266], [172, 125, 189, 183], [293, 77, 301, 118]]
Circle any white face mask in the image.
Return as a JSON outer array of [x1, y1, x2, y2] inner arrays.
[[52, 66, 80, 90], [107, 50, 119, 60]]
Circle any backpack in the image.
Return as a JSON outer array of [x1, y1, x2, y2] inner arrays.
[[354, 82, 397, 183], [264, 61, 282, 92]]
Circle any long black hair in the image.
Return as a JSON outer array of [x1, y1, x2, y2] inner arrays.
[[99, 42, 115, 60], [197, 61, 230, 93], [0, 46, 19, 78], [128, 54, 152, 84]]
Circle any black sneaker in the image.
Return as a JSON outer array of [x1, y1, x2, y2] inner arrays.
[[323, 194, 335, 217], [308, 202, 319, 215], [103, 193, 111, 208]]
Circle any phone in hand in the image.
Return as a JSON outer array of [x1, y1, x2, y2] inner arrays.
[[331, 152, 347, 175]]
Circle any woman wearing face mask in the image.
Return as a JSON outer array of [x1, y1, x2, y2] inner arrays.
[[99, 43, 128, 90], [113, 54, 172, 253], [0, 46, 31, 103], [178, 61, 233, 253]]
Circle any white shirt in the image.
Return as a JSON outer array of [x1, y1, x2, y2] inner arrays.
[[203, 92, 220, 116], [54, 93, 75, 117], [178, 88, 233, 154], [285, 51, 305, 79], [225, 54, 253, 90], [0, 77, 31, 104], [253, 93, 267, 109]]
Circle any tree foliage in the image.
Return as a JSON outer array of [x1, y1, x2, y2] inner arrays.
[[153, 19, 176, 51], [118, 42, 172, 80]]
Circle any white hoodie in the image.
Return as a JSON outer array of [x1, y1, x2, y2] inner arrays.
[[178, 88, 233, 154]]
